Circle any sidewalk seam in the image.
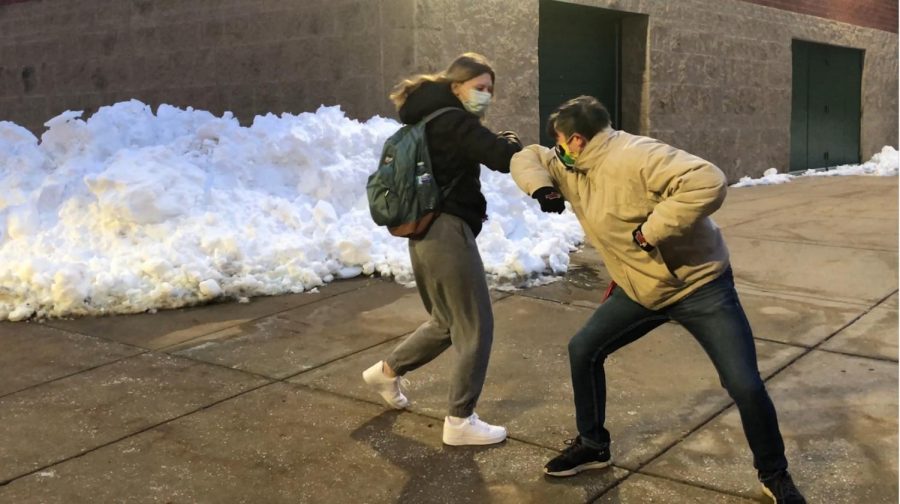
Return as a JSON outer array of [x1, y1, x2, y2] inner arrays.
[[724, 233, 898, 253], [593, 288, 898, 499], [0, 378, 276, 487], [0, 290, 519, 487], [152, 279, 388, 353], [278, 293, 518, 381], [809, 346, 899, 364], [294, 384, 759, 503], [0, 351, 149, 402]]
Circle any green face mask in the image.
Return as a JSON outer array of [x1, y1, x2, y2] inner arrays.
[[554, 137, 579, 168]]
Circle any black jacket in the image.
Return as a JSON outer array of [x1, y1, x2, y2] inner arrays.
[[398, 81, 522, 236]]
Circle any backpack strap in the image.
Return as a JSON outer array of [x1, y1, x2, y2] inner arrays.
[[418, 106, 465, 200], [420, 106, 459, 125]]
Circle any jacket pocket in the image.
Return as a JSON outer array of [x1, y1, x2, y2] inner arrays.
[[654, 245, 683, 284]]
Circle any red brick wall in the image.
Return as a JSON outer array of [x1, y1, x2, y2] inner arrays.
[[740, 0, 898, 33]]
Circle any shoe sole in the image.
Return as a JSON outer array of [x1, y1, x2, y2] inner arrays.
[[442, 433, 507, 446], [544, 460, 611, 477], [761, 485, 776, 503]]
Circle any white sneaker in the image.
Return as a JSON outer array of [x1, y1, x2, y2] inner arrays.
[[442, 413, 507, 446], [362, 361, 409, 409]]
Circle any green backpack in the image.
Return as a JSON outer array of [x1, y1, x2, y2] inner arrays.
[[366, 107, 458, 239]]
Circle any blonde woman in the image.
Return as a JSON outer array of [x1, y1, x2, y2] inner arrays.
[[363, 53, 522, 445]]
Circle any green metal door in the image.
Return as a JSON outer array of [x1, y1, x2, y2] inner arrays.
[[539, 0, 621, 146], [791, 40, 863, 170]]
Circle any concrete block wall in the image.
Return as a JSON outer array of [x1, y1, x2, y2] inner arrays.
[[638, 0, 899, 175], [417, 0, 896, 179], [410, 0, 539, 153], [0, 0, 897, 180], [0, 0, 406, 133]]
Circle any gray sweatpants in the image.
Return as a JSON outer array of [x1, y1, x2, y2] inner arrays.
[[384, 213, 494, 418]]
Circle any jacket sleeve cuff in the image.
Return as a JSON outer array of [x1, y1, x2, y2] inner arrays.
[[639, 220, 662, 246], [511, 147, 556, 195]]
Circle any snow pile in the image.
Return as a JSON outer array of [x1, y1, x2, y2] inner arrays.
[[801, 145, 899, 178], [0, 101, 583, 321], [730, 167, 792, 188], [731, 146, 899, 188]]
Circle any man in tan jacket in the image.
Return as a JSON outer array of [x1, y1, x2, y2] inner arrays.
[[513, 96, 805, 504]]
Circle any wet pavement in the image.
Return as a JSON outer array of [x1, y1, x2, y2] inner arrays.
[[0, 177, 896, 503]]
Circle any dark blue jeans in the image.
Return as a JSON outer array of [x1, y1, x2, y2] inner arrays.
[[568, 268, 788, 475]]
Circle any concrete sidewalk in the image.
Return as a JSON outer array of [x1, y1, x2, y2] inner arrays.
[[0, 176, 896, 503]]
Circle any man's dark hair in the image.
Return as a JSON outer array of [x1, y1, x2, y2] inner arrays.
[[546, 96, 611, 140]]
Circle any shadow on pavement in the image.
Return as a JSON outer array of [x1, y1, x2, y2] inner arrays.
[[350, 410, 503, 504]]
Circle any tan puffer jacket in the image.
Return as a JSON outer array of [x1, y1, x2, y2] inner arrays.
[[511, 128, 731, 309]]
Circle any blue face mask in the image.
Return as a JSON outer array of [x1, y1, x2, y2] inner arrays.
[[462, 89, 492, 116]]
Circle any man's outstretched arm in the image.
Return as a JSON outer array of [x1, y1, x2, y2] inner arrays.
[[511, 145, 567, 213]]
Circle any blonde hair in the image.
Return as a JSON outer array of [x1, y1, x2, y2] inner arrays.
[[389, 52, 496, 109]]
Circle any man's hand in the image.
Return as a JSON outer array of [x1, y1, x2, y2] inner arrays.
[[532, 186, 566, 214], [632, 225, 655, 252]]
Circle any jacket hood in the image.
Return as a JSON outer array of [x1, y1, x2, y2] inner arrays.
[[398, 81, 466, 124]]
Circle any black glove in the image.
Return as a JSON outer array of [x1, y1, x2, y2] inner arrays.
[[532, 186, 566, 214], [632, 224, 655, 252], [498, 130, 522, 148]]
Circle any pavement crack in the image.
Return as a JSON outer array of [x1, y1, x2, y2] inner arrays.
[[0, 379, 279, 488], [278, 331, 414, 381], [290, 382, 564, 453], [814, 347, 899, 363], [595, 287, 900, 500], [0, 351, 150, 402], [605, 469, 761, 502], [153, 279, 385, 353], [724, 233, 897, 252]]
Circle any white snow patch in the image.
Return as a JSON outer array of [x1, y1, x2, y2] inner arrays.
[[731, 146, 899, 188], [0, 101, 584, 321]]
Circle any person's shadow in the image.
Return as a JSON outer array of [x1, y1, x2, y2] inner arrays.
[[350, 411, 506, 504]]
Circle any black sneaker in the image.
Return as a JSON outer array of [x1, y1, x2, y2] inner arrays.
[[760, 470, 807, 503], [544, 436, 611, 477]]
